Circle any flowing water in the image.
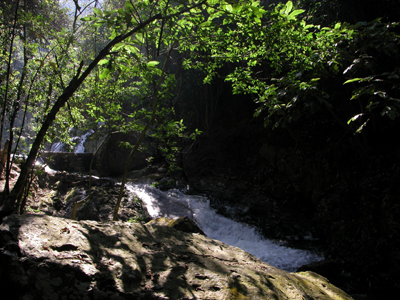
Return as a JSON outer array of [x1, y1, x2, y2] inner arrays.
[[74, 130, 94, 153], [50, 130, 94, 153], [127, 182, 323, 272], [43, 130, 323, 272]]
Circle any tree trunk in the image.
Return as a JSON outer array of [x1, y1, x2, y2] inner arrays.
[[0, 140, 10, 179], [0, 14, 163, 221]]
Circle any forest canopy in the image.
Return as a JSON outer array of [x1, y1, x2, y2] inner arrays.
[[0, 0, 399, 218]]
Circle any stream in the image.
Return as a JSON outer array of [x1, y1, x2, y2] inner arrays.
[[43, 130, 323, 272], [127, 182, 323, 272]]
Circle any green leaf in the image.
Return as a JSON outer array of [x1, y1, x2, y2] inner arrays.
[[343, 78, 363, 84], [81, 16, 98, 21], [94, 19, 107, 27], [200, 20, 212, 27], [355, 119, 370, 133], [103, 9, 118, 17], [99, 68, 111, 79], [125, 45, 139, 53], [289, 9, 304, 18], [224, 4, 233, 13], [93, 8, 103, 17], [109, 29, 117, 40], [147, 61, 160, 67], [98, 59, 109, 65], [136, 33, 145, 43], [111, 43, 125, 51], [334, 22, 341, 30], [347, 113, 363, 124], [49, 61, 58, 71], [125, 0, 134, 14], [118, 8, 126, 17], [251, 6, 264, 18], [285, 1, 293, 15]]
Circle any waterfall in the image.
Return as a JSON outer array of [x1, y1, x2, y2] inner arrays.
[[50, 129, 93, 153], [50, 142, 64, 152], [74, 130, 94, 153], [127, 183, 323, 272]]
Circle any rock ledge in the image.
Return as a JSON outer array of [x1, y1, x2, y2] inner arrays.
[[0, 214, 353, 300]]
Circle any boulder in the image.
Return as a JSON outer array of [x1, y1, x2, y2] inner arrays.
[[0, 214, 354, 300], [31, 171, 151, 223], [40, 152, 95, 173], [95, 132, 148, 177], [147, 216, 206, 235]]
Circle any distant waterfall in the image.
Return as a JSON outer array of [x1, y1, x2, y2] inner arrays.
[[50, 130, 93, 153], [74, 130, 94, 153]]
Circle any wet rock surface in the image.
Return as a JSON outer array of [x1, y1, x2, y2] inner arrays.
[[0, 214, 353, 300]]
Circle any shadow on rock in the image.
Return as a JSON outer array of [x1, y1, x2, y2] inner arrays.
[[0, 214, 354, 300]]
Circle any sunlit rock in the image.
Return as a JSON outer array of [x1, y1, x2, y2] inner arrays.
[[0, 214, 353, 300]]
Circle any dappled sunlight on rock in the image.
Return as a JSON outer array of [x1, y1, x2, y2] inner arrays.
[[0, 214, 353, 299]]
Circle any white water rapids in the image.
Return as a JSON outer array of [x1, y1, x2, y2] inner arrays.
[[127, 183, 323, 272]]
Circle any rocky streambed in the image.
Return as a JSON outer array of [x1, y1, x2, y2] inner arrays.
[[0, 165, 356, 299]]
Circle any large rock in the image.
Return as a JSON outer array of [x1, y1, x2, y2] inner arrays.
[[0, 214, 353, 300], [148, 216, 206, 235], [95, 132, 148, 177], [41, 152, 95, 173]]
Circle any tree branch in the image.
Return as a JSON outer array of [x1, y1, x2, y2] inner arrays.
[[0, 13, 163, 221]]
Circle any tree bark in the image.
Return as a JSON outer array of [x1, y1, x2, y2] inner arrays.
[[0, 140, 10, 179]]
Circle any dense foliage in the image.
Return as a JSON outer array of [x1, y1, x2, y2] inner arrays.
[[0, 0, 399, 296], [181, 1, 400, 137]]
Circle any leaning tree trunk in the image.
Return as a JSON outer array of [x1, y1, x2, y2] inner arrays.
[[0, 14, 163, 221]]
